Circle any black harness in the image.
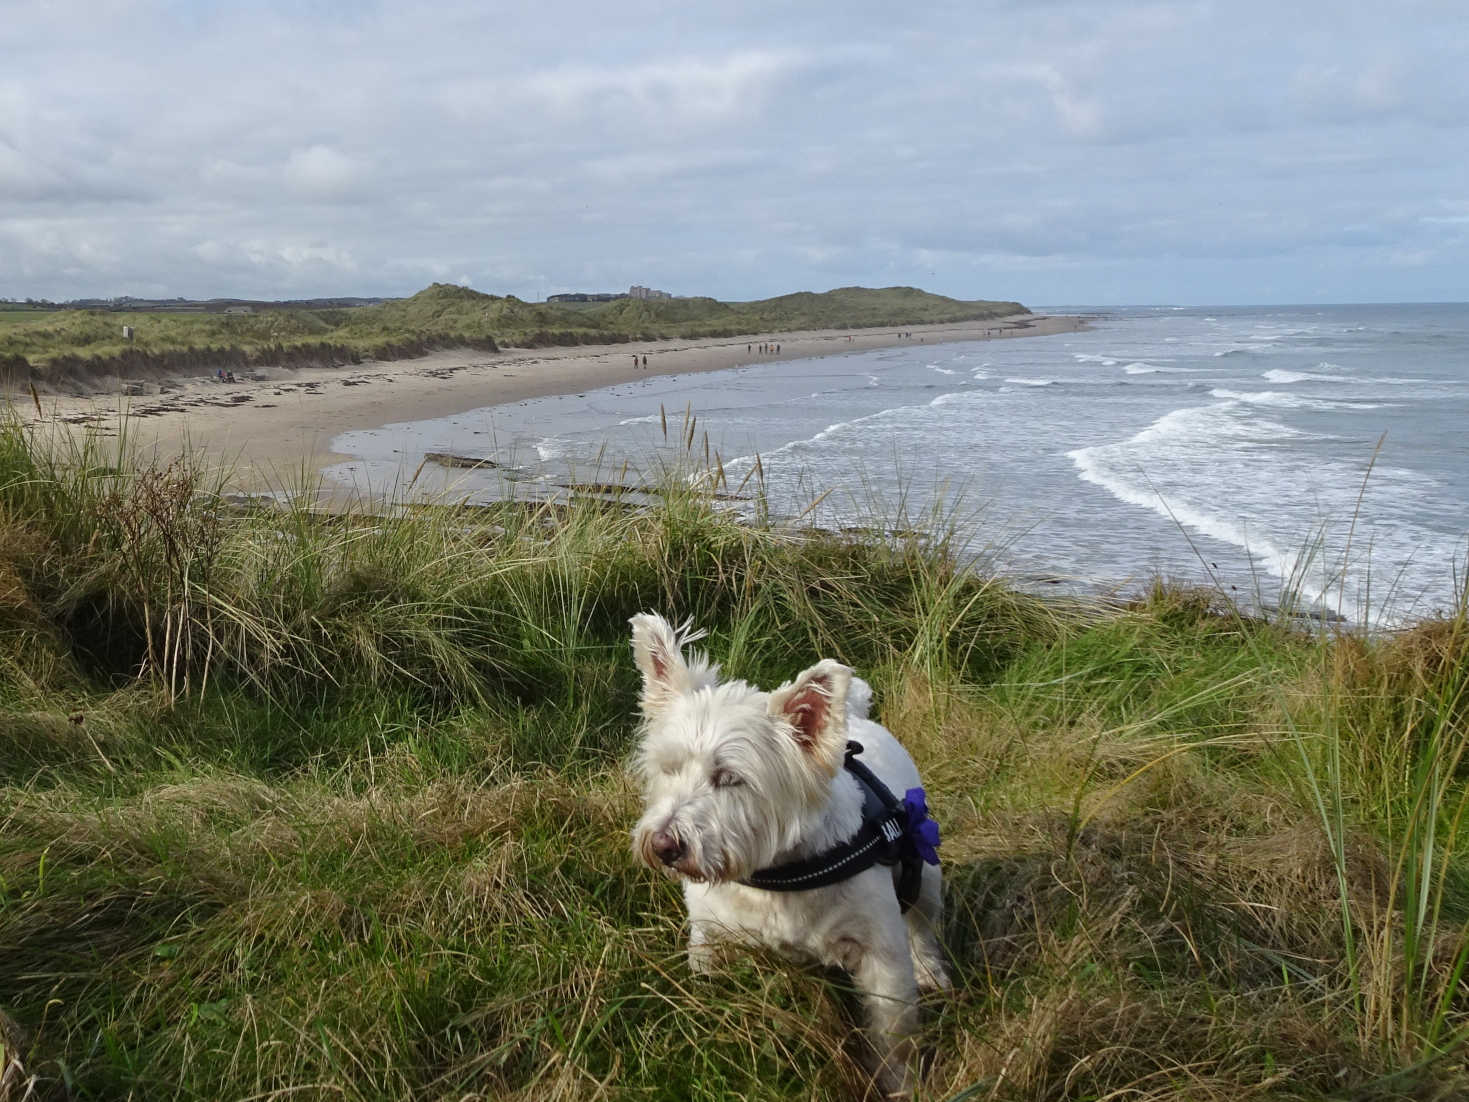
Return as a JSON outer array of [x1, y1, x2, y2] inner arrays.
[[740, 741, 928, 912]]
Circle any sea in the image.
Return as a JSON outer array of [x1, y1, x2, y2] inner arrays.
[[325, 304, 1469, 628]]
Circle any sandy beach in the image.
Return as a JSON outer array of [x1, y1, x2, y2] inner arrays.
[[14, 314, 1084, 494]]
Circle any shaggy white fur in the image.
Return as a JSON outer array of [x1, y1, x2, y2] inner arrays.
[[629, 613, 949, 1098]]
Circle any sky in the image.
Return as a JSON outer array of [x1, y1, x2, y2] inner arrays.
[[2, 0, 1465, 307]]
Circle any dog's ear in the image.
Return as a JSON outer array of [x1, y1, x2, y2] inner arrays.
[[768, 659, 851, 776], [630, 613, 716, 718]]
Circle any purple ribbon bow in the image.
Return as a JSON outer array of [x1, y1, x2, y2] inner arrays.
[[901, 787, 941, 866]]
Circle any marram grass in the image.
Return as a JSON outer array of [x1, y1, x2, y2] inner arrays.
[[1, 410, 1467, 1100]]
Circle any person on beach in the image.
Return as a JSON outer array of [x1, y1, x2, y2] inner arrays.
[[642, 355, 648, 367], [633, 355, 639, 369]]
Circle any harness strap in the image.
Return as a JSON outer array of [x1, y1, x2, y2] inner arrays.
[[739, 741, 929, 911]]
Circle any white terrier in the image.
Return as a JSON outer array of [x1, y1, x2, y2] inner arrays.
[[629, 613, 949, 1097]]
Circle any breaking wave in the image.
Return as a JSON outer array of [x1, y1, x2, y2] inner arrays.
[[1262, 368, 1350, 384]]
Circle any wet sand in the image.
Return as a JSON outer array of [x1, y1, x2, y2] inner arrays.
[[13, 314, 1085, 494]]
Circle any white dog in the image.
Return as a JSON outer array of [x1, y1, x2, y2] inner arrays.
[[629, 613, 949, 1097]]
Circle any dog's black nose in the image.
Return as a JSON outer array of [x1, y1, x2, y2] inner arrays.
[[651, 830, 685, 866]]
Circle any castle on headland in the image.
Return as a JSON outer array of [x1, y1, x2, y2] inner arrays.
[[547, 284, 672, 303]]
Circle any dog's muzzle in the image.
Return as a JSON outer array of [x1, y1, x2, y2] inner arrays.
[[650, 829, 685, 867], [637, 825, 715, 882]]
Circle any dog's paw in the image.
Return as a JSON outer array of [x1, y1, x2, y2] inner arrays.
[[916, 964, 953, 995], [687, 935, 717, 976]]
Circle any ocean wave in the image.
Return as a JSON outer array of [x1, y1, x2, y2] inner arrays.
[[1211, 388, 1387, 411], [1065, 407, 1334, 610], [1262, 368, 1349, 384], [1123, 361, 1198, 375], [1067, 404, 1450, 628], [1249, 326, 1317, 341], [1126, 404, 1309, 447], [534, 437, 568, 461], [930, 391, 978, 408], [724, 402, 915, 471], [806, 374, 880, 400], [1069, 447, 1296, 571], [1073, 354, 1119, 365], [1005, 378, 1056, 387]]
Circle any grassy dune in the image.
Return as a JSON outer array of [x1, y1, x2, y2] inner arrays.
[[2, 412, 1467, 1100], [0, 285, 1026, 391]]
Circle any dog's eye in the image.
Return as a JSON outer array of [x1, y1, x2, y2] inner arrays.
[[711, 769, 743, 789]]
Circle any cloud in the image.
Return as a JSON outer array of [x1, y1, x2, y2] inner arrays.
[[0, 0, 1464, 304], [582, 148, 764, 186], [0, 140, 62, 200], [0, 218, 122, 279], [996, 63, 1106, 140], [283, 145, 364, 200], [529, 50, 807, 123]]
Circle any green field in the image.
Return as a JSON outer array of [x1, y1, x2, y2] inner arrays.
[[2, 413, 1467, 1099], [0, 285, 1026, 386], [0, 310, 50, 326]]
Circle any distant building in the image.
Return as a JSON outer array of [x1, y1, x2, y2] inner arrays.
[[546, 285, 672, 304]]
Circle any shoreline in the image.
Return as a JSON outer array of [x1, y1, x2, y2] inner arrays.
[[11, 314, 1086, 493]]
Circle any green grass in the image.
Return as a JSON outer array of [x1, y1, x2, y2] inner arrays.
[[0, 284, 1026, 388], [345, 283, 1024, 345], [0, 308, 374, 375], [2, 411, 1467, 1100]]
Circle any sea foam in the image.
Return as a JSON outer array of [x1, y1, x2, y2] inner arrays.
[[1211, 388, 1387, 411], [1262, 368, 1349, 384]]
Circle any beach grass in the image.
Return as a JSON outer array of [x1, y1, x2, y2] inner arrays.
[[2, 410, 1467, 1100]]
